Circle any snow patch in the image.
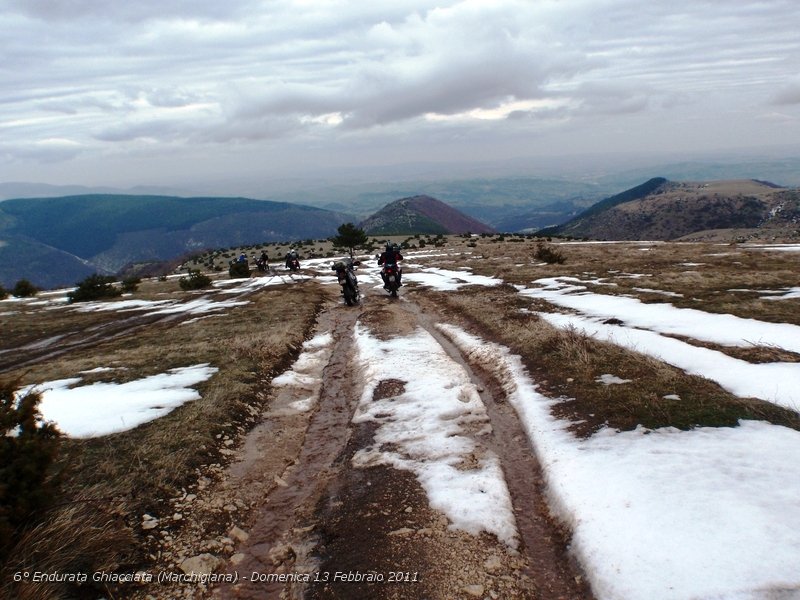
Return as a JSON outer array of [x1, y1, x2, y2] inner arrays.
[[596, 374, 632, 385], [352, 324, 518, 548], [523, 277, 800, 353], [18, 365, 218, 438], [437, 324, 800, 600], [270, 331, 335, 414], [539, 311, 800, 411]]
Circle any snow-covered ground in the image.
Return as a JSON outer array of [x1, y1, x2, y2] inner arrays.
[[538, 311, 800, 411], [518, 276, 800, 411], [522, 277, 800, 353], [439, 324, 800, 600], [351, 323, 519, 548], [8, 245, 800, 598], [270, 332, 334, 414], [18, 365, 218, 438]]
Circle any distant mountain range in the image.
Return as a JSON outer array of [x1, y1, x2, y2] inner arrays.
[[540, 178, 800, 242], [0, 192, 498, 289], [0, 195, 353, 288], [359, 195, 495, 235], [3, 175, 799, 289]]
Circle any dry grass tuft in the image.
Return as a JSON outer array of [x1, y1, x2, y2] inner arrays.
[[0, 489, 134, 600]]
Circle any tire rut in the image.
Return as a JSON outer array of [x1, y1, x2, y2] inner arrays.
[[214, 291, 592, 599], [405, 298, 592, 598], [214, 302, 363, 599]]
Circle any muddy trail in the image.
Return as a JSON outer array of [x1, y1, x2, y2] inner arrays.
[[202, 290, 592, 599]]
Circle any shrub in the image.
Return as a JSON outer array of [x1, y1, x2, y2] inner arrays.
[[0, 379, 62, 564], [534, 242, 567, 264], [179, 269, 212, 290], [228, 261, 250, 279], [12, 279, 38, 298], [121, 276, 141, 293], [0, 285, 7, 300], [67, 275, 121, 303]]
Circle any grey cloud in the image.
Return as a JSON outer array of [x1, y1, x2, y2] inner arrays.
[[2, 0, 262, 23], [0, 141, 85, 164], [2, 0, 800, 186], [93, 120, 187, 142], [773, 85, 800, 106]]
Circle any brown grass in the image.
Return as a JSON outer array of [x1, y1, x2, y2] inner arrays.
[[416, 283, 800, 436], [0, 280, 329, 598], [0, 489, 134, 600]]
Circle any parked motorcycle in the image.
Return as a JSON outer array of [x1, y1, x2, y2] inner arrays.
[[332, 259, 360, 306]]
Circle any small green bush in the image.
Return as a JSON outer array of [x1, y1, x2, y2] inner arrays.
[[121, 276, 141, 293], [228, 261, 250, 279], [12, 279, 38, 298], [179, 269, 212, 290], [67, 275, 121, 304], [0, 379, 62, 563]]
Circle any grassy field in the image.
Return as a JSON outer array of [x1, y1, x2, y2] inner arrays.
[[421, 236, 800, 433], [1, 277, 329, 599], [1, 234, 798, 598]]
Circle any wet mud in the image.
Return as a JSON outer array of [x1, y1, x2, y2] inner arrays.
[[214, 303, 362, 599], [211, 290, 592, 599]]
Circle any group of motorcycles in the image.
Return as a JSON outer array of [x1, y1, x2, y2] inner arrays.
[[332, 251, 402, 307], [242, 247, 399, 307]]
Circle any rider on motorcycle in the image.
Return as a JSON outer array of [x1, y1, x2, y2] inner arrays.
[[332, 257, 360, 304], [285, 249, 299, 270], [377, 242, 403, 289]]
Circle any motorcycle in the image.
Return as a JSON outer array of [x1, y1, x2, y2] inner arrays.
[[332, 259, 360, 306], [286, 257, 300, 272], [381, 262, 401, 297]]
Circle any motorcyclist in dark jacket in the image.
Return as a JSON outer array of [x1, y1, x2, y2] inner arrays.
[[285, 249, 299, 270], [377, 243, 403, 288]]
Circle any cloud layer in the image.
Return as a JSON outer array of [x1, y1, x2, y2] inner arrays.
[[1, 0, 799, 186]]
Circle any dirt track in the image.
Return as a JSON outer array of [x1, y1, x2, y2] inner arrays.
[[194, 287, 591, 600]]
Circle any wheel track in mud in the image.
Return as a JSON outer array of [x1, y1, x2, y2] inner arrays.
[[213, 290, 591, 599], [214, 301, 363, 599]]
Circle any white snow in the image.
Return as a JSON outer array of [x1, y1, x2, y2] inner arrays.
[[18, 364, 218, 438], [631, 287, 684, 298], [270, 331, 335, 414], [402, 267, 504, 291], [743, 244, 800, 253], [763, 287, 800, 300], [539, 311, 800, 411], [351, 323, 518, 548], [148, 298, 249, 315], [596, 374, 632, 385], [214, 274, 311, 294], [523, 277, 800, 353], [72, 299, 173, 312], [437, 324, 800, 600]]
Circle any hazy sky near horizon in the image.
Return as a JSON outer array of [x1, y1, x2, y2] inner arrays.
[[2, 0, 799, 189]]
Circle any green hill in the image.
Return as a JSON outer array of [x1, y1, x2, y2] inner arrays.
[[0, 195, 352, 288]]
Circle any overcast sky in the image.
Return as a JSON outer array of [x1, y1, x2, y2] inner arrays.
[[2, 0, 799, 190]]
